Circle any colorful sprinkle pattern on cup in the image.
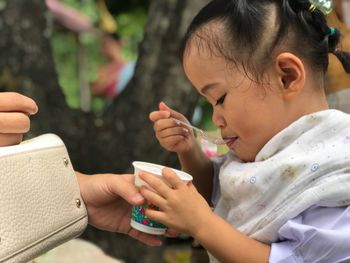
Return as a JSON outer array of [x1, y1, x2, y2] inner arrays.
[[131, 204, 166, 229]]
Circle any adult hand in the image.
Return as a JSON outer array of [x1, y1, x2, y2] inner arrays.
[[0, 92, 38, 146], [76, 172, 162, 246]]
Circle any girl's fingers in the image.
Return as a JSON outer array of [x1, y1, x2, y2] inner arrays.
[[0, 134, 23, 146], [150, 101, 188, 124], [162, 167, 185, 189], [139, 172, 172, 198], [140, 186, 167, 208], [153, 117, 179, 133], [160, 135, 188, 152], [151, 109, 192, 140], [0, 112, 31, 133], [159, 102, 187, 122], [149, 110, 170, 122], [159, 135, 185, 145], [0, 92, 38, 115], [144, 208, 167, 224], [157, 126, 189, 139]]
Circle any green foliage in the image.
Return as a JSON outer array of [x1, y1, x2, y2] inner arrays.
[[61, 0, 100, 24], [117, 8, 147, 60], [196, 97, 216, 130], [51, 32, 79, 108]]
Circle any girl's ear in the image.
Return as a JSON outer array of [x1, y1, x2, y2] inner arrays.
[[275, 52, 306, 100]]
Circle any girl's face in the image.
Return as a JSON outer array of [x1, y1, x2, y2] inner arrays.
[[183, 42, 291, 162]]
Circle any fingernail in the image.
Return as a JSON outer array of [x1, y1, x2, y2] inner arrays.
[[28, 105, 38, 115], [33, 104, 39, 113], [132, 193, 144, 203]]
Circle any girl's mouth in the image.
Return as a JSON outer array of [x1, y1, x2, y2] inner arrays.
[[224, 137, 238, 149]]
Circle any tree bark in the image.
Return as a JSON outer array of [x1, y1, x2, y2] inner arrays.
[[0, 0, 87, 168], [0, 0, 209, 261], [92, 0, 209, 174]]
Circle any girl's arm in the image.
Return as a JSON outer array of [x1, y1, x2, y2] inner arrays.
[[195, 213, 270, 263], [140, 169, 270, 263], [178, 140, 214, 203], [150, 101, 214, 202]]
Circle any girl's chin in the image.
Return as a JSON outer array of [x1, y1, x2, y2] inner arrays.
[[234, 149, 257, 163]]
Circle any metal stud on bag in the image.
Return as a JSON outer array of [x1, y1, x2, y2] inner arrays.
[[63, 157, 69, 167], [0, 134, 88, 263], [76, 199, 81, 208], [63, 157, 82, 209]]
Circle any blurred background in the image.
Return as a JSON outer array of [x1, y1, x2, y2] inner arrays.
[[0, 0, 349, 262]]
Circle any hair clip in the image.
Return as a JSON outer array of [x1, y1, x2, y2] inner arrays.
[[329, 27, 336, 36], [308, 0, 333, 15], [309, 4, 317, 12]]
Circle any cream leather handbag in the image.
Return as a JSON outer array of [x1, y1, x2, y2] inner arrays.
[[0, 134, 88, 263]]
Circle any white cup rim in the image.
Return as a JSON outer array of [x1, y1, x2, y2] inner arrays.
[[132, 161, 193, 182]]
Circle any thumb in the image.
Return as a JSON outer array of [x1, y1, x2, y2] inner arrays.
[[159, 101, 187, 122], [109, 175, 144, 205], [159, 101, 172, 111]]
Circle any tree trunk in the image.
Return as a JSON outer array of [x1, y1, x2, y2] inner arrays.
[[0, 0, 87, 168], [90, 0, 209, 174], [0, 0, 209, 261]]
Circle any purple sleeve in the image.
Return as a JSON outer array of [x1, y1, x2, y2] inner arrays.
[[269, 206, 350, 263]]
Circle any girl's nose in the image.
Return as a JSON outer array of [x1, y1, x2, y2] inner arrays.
[[212, 108, 225, 129]]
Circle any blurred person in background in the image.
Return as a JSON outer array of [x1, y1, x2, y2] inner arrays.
[[91, 32, 136, 100]]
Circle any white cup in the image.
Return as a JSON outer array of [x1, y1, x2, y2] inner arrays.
[[130, 161, 193, 235]]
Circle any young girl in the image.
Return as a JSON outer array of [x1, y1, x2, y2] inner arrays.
[[141, 0, 350, 262]]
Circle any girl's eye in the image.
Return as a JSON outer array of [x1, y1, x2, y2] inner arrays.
[[215, 94, 226, 106]]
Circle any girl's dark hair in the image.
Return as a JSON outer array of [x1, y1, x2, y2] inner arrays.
[[181, 0, 350, 79]]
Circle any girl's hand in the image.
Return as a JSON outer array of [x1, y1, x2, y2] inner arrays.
[[0, 92, 38, 146], [139, 168, 213, 237], [149, 101, 196, 154]]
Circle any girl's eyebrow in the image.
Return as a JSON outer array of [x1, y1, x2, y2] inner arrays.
[[201, 83, 219, 94]]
